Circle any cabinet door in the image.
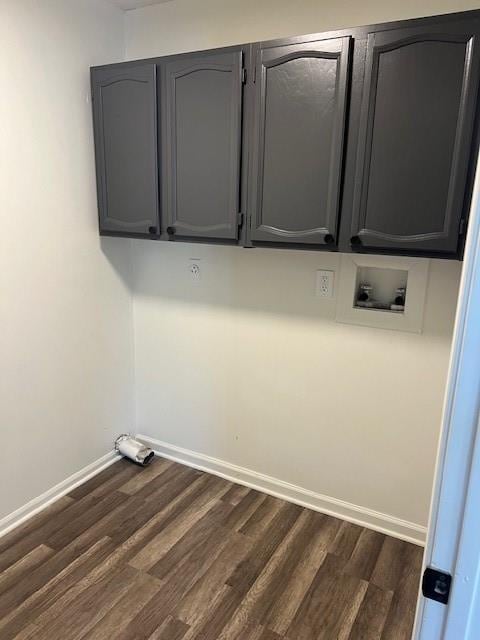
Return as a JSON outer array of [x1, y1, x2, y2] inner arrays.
[[349, 24, 480, 254], [164, 50, 243, 241], [248, 37, 351, 247], [91, 64, 159, 236]]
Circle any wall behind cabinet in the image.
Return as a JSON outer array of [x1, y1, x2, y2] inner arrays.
[[126, 0, 480, 58], [127, 0, 470, 535]]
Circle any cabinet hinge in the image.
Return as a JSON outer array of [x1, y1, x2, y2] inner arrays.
[[459, 218, 466, 235], [241, 68, 247, 84], [237, 212, 244, 227], [422, 568, 452, 605]]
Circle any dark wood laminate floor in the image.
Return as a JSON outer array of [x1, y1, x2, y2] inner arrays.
[[0, 458, 423, 640]]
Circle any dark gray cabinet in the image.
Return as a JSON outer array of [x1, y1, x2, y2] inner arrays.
[[163, 49, 244, 241], [90, 10, 480, 259], [347, 20, 480, 255], [91, 64, 159, 236], [248, 36, 351, 247]]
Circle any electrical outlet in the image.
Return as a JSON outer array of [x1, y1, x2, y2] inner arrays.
[[189, 261, 201, 281], [316, 270, 335, 298]]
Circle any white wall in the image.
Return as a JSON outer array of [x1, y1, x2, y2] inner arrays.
[[132, 244, 460, 534], [0, 1, 133, 521], [125, 0, 480, 58], [126, 0, 469, 535]]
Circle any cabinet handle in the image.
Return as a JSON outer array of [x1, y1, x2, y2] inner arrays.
[[324, 234, 334, 245], [167, 226, 175, 236], [350, 235, 362, 245], [148, 226, 157, 235]]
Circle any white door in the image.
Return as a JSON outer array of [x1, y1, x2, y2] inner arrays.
[[414, 153, 480, 639]]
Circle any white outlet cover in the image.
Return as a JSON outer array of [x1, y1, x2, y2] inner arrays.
[[188, 259, 201, 281], [315, 270, 335, 298]]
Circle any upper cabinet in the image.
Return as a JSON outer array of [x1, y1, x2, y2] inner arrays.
[[248, 36, 351, 248], [162, 49, 245, 242], [90, 10, 480, 259], [346, 19, 480, 256], [91, 64, 159, 237]]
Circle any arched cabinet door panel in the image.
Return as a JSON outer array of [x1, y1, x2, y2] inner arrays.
[[91, 64, 159, 236], [248, 36, 351, 247], [350, 23, 480, 254], [164, 50, 244, 241]]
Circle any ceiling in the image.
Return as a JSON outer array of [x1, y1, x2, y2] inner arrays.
[[109, 0, 174, 10]]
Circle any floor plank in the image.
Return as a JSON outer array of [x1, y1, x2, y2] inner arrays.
[[176, 531, 252, 628], [0, 538, 115, 639], [128, 475, 230, 572], [32, 564, 139, 640], [67, 461, 127, 500], [147, 616, 189, 640], [343, 528, 386, 582], [0, 458, 423, 640], [0, 496, 74, 556], [261, 512, 330, 635], [380, 543, 424, 640], [348, 583, 393, 639], [82, 570, 162, 639], [287, 553, 369, 640], [221, 484, 250, 506], [118, 457, 173, 496], [0, 545, 54, 596]]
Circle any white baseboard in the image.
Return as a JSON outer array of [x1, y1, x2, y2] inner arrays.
[[0, 450, 121, 540], [138, 435, 426, 546]]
